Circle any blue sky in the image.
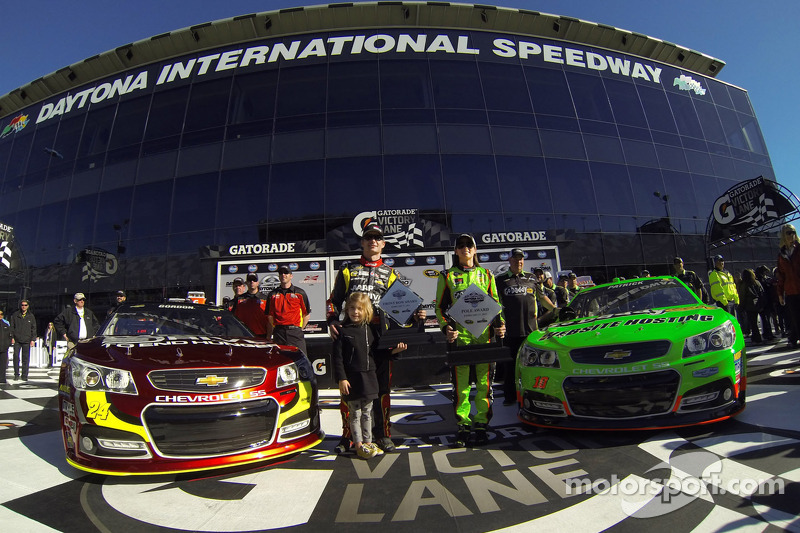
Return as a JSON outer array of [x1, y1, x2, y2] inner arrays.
[[2, 1, 797, 196]]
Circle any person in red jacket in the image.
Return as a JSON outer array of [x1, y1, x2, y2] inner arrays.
[[776, 223, 800, 349]]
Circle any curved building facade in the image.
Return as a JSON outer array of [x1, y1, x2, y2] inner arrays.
[[0, 2, 778, 328]]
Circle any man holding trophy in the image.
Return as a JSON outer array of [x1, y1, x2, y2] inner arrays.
[[435, 233, 506, 447]]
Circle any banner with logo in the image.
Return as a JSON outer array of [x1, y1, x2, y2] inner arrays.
[[0, 222, 14, 270], [706, 176, 799, 250]]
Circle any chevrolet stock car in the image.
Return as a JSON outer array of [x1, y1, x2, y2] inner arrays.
[[515, 276, 746, 430], [59, 302, 322, 475]]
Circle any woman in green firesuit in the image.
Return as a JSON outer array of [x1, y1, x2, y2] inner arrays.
[[435, 233, 506, 447]]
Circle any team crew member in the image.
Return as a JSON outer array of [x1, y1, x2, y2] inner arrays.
[[327, 223, 425, 453], [107, 290, 127, 318], [10, 300, 36, 382], [673, 257, 705, 301], [230, 273, 271, 338], [496, 249, 555, 406], [436, 233, 506, 447], [777, 224, 800, 349], [709, 255, 739, 315], [268, 266, 311, 353], [54, 293, 101, 349]]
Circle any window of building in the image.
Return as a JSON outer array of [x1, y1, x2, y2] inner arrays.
[[628, 166, 668, 218], [109, 96, 150, 150], [325, 156, 383, 217], [384, 154, 445, 211], [129, 181, 174, 238], [667, 92, 704, 139], [567, 72, 614, 122], [276, 64, 327, 116], [590, 162, 635, 215], [94, 187, 133, 243], [171, 172, 219, 233], [480, 62, 532, 113], [144, 86, 190, 141], [268, 160, 324, 220], [217, 166, 269, 229], [496, 156, 551, 213], [546, 159, 596, 215], [525, 67, 576, 117], [637, 86, 677, 134], [328, 61, 379, 111], [442, 154, 501, 213], [380, 60, 433, 109], [605, 78, 648, 128], [431, 60, 484, 110], [184, 78, 232, 134]]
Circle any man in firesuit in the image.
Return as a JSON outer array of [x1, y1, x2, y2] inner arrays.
[[327, 223, 425, 453], [436, 234, 505, 447], [709, 255, 738, 315]]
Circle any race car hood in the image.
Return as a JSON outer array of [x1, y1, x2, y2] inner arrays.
[[532, 305, 734, 350], [70, 335, 297, 369]]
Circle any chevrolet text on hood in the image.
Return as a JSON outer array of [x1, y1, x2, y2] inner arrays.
[[33, 32, 667, 126]]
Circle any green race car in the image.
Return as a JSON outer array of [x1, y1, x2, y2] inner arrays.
[[516, 276, 746, 430]]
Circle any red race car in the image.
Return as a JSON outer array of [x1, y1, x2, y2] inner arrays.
[[59, 301, 323, 475]]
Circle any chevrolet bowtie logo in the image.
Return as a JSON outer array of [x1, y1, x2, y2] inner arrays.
[[196, 375, 228, 386], [604, 350, 632, 360]]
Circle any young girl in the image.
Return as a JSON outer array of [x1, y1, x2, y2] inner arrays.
[[332, 292, 406, 459]]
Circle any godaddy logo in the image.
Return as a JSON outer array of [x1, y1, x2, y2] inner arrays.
[[566, 450, 784, 518], [1, 114, 29, 138]]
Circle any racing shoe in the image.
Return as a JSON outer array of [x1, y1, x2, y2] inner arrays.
[[376, 436, 396, 453], [356, 444, 377, 460], [473, 423, 489, 446], [367, 443, 384, 456], [454, 425, 471, 448], [334, 437, 352, 454]]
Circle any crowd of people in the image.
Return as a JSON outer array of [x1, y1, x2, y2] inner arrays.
[[3, 223, 799, 454]]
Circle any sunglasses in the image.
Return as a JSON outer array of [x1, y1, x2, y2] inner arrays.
[[456, 242, 474, 249], [362, 235, 383, 241]]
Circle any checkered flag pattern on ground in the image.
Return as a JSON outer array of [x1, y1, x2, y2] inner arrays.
[[0, 241, 11, 268]]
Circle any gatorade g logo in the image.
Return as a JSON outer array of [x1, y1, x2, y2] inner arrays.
[[713, 194, 735, 225], [312, 359, 327, 376]]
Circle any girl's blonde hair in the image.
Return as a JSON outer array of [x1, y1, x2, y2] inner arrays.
[[344, 292, 374, 325], [780, 223, 799, 249]]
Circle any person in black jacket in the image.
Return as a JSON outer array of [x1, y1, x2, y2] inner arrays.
[[54, 293, 101, 349], [10, 300, 36, 381], [332, 293, 406, 459], [0, 310, 12, 384]]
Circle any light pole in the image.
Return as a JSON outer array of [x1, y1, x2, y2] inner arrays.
[[654, 191, 680, 257]]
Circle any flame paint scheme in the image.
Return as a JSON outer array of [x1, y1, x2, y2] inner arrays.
[[59, 302, 322, 475], [516, 277, 746, 430]]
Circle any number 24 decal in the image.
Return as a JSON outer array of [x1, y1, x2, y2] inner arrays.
[[87, 401, 111, 420]]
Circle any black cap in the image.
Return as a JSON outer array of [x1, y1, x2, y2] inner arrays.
[[558, 274, 569, 282], [232, 277, 245, 286], [115, 290, 126, 297], [246, 273, 258, 282], [454, 233, 475, 249], [278, 266, 291, 275], [569, 272, 577, 279], [362, 223, 384, 239], [510, 248, 524, 258], [714, 255, 724, 262], [673, 257, 683, 264], [533, 267, 544, 275]]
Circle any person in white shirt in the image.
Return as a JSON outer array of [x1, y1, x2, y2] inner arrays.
[[54, 293, 100, 349]]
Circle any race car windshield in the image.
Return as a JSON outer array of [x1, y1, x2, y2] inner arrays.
[[101, 305, 253, 337], [569, 278, 697, 318]]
